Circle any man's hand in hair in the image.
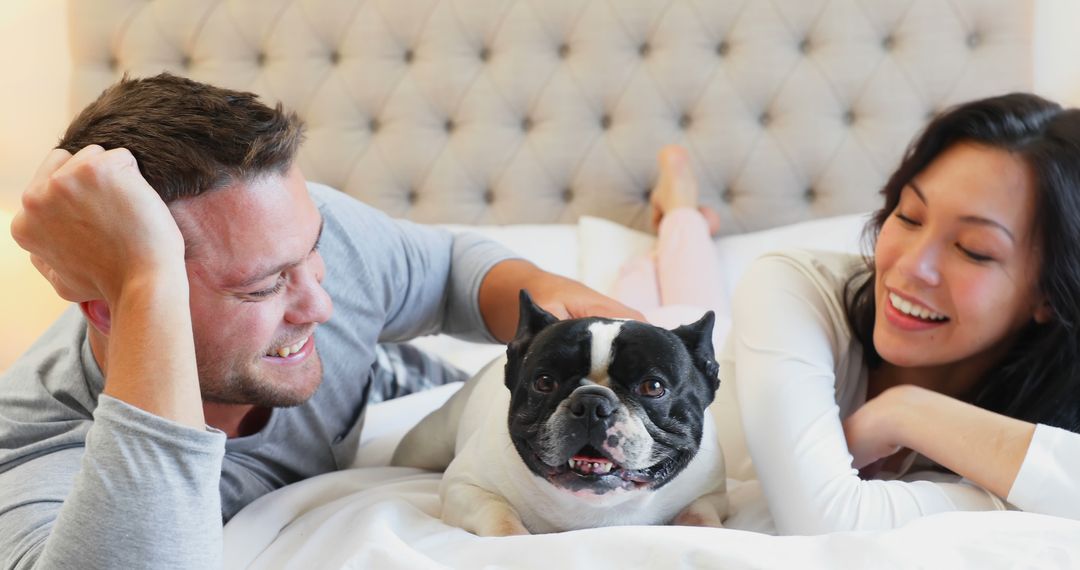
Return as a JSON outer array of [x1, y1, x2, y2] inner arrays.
[[11, 145, 187, 304]]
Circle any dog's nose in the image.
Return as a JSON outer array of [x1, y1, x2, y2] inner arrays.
[[569, 387, 617, 421]]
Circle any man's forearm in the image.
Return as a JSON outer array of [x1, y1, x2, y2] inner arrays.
[[477, 259, 549, 343], [477, 259, 644, 344], [101, 267, 204, 428], [885, 385, 1036, 498]]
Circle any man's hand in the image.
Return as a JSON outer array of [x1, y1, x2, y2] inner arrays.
[[478, 259, 644, 343], [11, 145, 203, 428], [10, 145, 187, 304]]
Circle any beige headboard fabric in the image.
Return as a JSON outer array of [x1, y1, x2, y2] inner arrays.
[[68, 0, 1033, 234]]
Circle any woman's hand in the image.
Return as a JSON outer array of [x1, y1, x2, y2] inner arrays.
[[843, 387, 905, 471], [842, 384, 1037, 498]]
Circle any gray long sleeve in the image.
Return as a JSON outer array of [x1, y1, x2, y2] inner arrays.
[[1, 397, 226, 569], [1, 182, 518, 568]]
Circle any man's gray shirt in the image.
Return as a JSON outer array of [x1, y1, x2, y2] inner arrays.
[[0, 183, 516, 569]]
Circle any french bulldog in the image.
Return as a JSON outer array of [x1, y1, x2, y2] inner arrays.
[[391, 290, 727, 536]]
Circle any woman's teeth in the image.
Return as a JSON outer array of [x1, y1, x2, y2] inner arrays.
[[268, 337, 308, 358], [889, 293, 947, 321]]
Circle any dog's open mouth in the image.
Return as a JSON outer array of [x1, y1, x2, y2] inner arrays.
[[568, 445, 617, 476], [549, 444, 654, 488]]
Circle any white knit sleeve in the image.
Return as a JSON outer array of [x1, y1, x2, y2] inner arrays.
[[1007, 423, 1080, 519], [731, 253, 1006, 535]]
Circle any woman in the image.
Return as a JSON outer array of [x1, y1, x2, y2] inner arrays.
[[622, 94, 1080, 535]]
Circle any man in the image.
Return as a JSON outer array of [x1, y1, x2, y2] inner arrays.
[[1, 74, 640, 568]]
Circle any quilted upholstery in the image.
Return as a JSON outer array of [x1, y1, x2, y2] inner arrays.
[[68, 0, 1033, 233]]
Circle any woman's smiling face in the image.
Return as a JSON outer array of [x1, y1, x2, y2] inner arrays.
[[872, 142, 1050, 373]]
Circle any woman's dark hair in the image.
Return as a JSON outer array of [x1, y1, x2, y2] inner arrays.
[[844, 93, 1080, 431]]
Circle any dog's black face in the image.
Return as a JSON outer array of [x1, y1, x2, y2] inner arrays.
[[504, 291, 720, 495]]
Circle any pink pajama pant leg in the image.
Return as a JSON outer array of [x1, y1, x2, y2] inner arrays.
[[611, 208, 728, 348]]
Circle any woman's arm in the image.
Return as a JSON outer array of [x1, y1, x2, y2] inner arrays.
[[732, 253, 1006, 535], [840, 383, 1080, 520]]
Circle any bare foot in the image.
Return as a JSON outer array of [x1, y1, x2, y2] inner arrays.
[[650, 145, 721, 236], [698, 205, 722, 237]]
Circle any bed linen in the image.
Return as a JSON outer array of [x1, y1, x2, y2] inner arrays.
[[224, 383, 1080, 569], [222, 216, 1080, 568]]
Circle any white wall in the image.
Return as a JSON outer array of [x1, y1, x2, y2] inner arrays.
[[0, 0, 70, 209], [1034, 0, 1080, 104]]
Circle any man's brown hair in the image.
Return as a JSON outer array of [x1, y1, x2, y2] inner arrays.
[[58, 73, 305, 202]]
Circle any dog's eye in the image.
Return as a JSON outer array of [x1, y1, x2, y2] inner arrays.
[[533, 374, 557, 393], [637, 379, 666, 398]]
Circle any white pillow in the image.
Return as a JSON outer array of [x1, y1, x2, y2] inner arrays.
[[412, 224, 579, 375], [713, 213, 872, 300], [577, 213, 872, 313], [441, 223, 579, 279]]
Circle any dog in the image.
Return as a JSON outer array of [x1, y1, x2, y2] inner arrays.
[[391, 290, 727, 536]]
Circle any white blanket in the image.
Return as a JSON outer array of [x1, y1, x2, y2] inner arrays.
[[223, 385, 1080, 569], [222, 217, 1080, 568]]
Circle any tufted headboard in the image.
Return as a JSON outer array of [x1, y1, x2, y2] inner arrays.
[[68, 0, 1033, 234]]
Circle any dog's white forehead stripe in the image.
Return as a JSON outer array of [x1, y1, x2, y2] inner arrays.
[[587, 321, 623, 380]]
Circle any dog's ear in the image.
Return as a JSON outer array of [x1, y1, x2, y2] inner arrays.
[[671, 311, 720, 392], [505, 290, 559, 388], [510, 289, 559, 344]]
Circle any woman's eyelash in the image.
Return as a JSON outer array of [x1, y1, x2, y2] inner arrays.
[[895, 212, 920, 226], [957, 245, 994, 262]]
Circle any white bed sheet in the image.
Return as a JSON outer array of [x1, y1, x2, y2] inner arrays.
[[222, 216, 1080, 568], [224, 384, 1080, 569]]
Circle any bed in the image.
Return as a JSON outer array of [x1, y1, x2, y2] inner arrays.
[[68, 0, 1080, 567]]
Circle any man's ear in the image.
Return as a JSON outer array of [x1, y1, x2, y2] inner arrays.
[[79, 300, 112, 336], [671, 311, 720, 393]]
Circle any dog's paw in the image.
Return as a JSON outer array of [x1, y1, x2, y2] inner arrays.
[[442, 482, 532, 536], [471, 516, 532, 537], [672, 492, 728, 528]]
